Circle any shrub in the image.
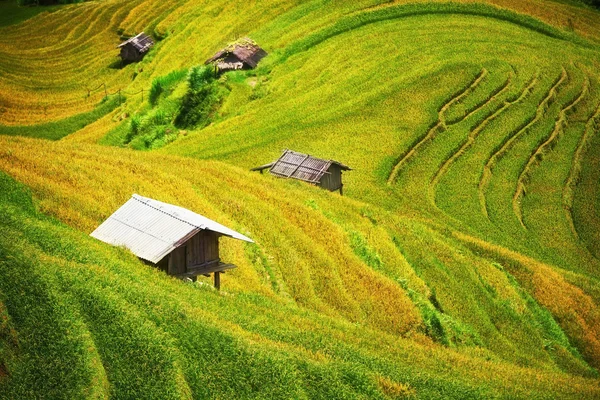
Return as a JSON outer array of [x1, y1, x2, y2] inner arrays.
[[148, 80, 164, 106], [126, 114, 143, 143], [148, 69, 187, 106], [187, 65, 215, 93], [174, 65, 225, 129]]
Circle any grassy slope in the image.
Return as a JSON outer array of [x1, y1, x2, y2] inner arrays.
[[0, 0, 599, 126], [1, 151, 599, 399], [0, 97, 120, 140], [0, 0, 600, 398]]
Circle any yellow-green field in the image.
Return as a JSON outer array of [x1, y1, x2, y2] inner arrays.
[[1, 0, 600, 398]]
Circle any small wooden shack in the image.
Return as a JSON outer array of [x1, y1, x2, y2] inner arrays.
[[117, 32, 154, 63], [90, 194, 253, 289], [252, 149, 352, 194], [205, 38, 267, 73]]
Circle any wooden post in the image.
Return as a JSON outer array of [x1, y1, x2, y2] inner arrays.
[[141, 88, 144, 103], [103, 83, 107, 98], [339, 184, 344, 196], [214, 271, 221, 290]]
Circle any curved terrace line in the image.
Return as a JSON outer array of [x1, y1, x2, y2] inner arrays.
[[387, 69, 487, 185], [429, 71, 515, 207], [447, 71, 514, 125], [513, 71, 588, 229], [563, 99, 600, 240], [478, 68, 564, 221], [281, 2, 595, 63], [476, 73, 539, 220]]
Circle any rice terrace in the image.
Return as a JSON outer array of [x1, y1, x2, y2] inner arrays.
[[1, 0, 600, 398]]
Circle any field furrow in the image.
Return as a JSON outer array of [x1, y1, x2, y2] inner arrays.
[[513, 72, 588, 229], [387, 68, 487, 185], [429, 67, 539, 229], [445, 71, 513, 125], [429, 71, 515, 207], [478, 68, 565, 220], [563, 100, 600, 239]]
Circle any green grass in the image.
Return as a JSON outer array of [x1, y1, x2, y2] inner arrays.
[[0, 98, 120, 141], [1, 168, 599, 398]]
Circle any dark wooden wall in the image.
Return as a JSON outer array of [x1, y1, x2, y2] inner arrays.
[[165, 231, 220, 276], [318, 164, 343, 193], [186, 230, 220, 269], [120, 45, 142, 62]]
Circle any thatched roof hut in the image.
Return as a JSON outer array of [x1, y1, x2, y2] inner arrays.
[[205, 38, 267, 72]]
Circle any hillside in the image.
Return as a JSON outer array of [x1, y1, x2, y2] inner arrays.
[[1, 0, 600, 398]]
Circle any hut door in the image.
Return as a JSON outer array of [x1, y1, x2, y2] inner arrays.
[[187, 231, 211, 269], [169, 244, 187, 276]]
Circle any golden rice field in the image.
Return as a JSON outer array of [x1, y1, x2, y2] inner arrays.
[[0, 0, 599, 126], [1, 0, 600, 398]]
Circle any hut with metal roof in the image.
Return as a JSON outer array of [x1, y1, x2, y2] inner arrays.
[[252, 149, 352, 194], [90, 194, 252, 289], [205, 38, 267, 73], [117, 32, 154, 63]]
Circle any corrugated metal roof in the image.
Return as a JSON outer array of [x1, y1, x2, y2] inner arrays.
[[117, 32, 154, 53], [268, 150, 351, 184], [90, 194, 252, 264]]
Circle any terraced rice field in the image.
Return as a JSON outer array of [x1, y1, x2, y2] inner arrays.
[[1, 0, 600, 398]]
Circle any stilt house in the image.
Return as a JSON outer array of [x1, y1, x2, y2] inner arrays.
[[252, 149, 352, 194], [90, 194, 253, 289], [117, 32, 154, 62], [205, 38, 267, 73]]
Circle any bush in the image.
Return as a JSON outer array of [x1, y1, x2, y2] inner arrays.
[[148, 69, 187, 106], [187, 65, 215, 92], [129, 125, 177, 150], [126, 114, 142, 143], [174, 65, 225, 129], [175, 84, 223, 129], [148, 80, 164, 106]]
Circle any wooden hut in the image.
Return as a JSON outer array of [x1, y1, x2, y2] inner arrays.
[[117, 32, 154, 63], [205, 38, 267, 73], [90, 194, 253, 289], [252, 149, 352, 194]]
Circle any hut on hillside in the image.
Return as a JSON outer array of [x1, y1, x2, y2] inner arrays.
[[252, 149, 352, 194], [117, 32, 154, 63], [205, 38, 267, 73], [90, 194, 253, 289]]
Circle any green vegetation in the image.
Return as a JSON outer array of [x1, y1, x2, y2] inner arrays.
[[0, 98, 119, 140], [0, 0, 61, 27], [174, 65, 226, 129], [113, 66, 228, 150], [149, 69, 187, 106]]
